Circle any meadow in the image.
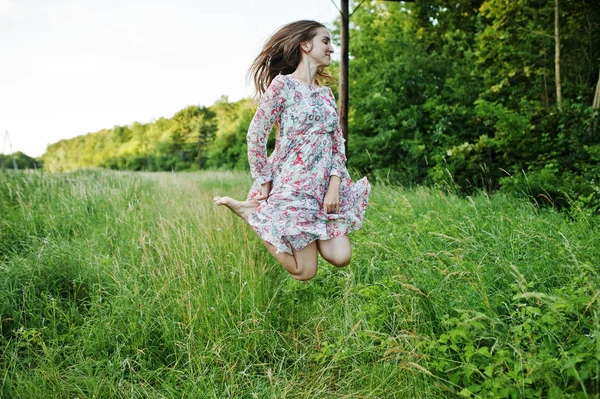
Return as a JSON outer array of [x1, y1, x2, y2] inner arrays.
[[0, 170, 598, 398]]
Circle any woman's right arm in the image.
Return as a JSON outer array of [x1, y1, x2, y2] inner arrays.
[[247, 75, 286, 187]]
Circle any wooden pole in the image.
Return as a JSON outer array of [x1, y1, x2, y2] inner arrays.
[[339, 0, 350, 155]]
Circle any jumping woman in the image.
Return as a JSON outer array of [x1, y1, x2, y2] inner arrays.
[[214, 20, 370, 281]]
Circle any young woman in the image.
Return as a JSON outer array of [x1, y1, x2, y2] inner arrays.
[[214, 20, 370, 281]]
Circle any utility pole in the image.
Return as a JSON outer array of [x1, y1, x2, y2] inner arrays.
[[339, 0, 349, 154], [554, 0, 562, 111], [1, 131, 18, 171], [334, 0, 414, 155]]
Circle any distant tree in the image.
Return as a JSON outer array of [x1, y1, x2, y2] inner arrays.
[[1, 152, 42, 170], [111, 125, 132, 144], [170, 105, 217, 168], [206, 98, 256, 170]]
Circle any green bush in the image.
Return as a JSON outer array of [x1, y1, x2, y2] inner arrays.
[[420, 268, 598, 398]]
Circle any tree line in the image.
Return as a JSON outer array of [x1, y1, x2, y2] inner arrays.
[[0, 152, 42, 170], [38, 0, 600, 207], [42, 97, 256, 174]]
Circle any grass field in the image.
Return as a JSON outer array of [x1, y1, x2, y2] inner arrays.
[[0, 170, 598, 398]]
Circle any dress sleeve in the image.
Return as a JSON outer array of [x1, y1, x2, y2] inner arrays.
[[247, 75, 287, 185], [328, 89, 347, 179]]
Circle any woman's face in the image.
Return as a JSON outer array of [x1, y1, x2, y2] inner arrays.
[[305, 27, 334, 67]]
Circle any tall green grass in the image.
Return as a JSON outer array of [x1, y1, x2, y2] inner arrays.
[[0, 170, 598, 398]]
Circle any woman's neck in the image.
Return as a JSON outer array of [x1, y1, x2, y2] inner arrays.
[[292, 59, 317, 86]]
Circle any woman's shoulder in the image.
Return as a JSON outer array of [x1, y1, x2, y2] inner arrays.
[[266, 74, 291, 95], [260, 75, 289, 101], [272, 74, 289, 86], [274, 74, 295, 90]]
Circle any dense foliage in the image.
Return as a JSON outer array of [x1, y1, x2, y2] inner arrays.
[[344, 0, 600, 206], [40, 0, 600, 207]]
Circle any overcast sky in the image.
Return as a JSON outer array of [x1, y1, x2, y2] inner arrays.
[[0, 0, 340, 157]]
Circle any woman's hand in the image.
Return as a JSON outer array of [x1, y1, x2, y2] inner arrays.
[[256, 181, 272, 201], [323, 176, 341, 214]]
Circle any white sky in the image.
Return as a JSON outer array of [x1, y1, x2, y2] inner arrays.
[[0, 0, 340, 157]]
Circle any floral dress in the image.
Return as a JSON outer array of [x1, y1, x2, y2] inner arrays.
[[246, 74, 370, 254]]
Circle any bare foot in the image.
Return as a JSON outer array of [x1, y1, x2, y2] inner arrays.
[[213, 196, 259, 222]]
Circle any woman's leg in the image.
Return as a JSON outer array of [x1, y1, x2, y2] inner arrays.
[[261, 240, 318, 281], [213, 196, 319, 281], [317, 236, 352, 267]]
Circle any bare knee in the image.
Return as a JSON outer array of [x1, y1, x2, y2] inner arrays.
[[327, 254, 351, 268], [320, 246, 352, 267], [281, 256, 318, 281], [288, 262, 318, 280], [291, 269, 318, 281], [317, 237, 352, 268]]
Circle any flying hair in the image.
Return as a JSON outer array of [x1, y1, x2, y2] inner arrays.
[[248, 20, 334, 97]]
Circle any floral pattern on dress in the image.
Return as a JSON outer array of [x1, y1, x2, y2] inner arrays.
[[246, 74, 371, 254]]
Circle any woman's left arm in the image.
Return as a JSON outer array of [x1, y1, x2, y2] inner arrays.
[[324, 89, 346, 213], [330, 124, 347, 180], [328, 89, 347, 180], [324, 125, 345, 213]]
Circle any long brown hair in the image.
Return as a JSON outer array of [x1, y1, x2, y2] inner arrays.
[[248, 20, 334, 97]]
